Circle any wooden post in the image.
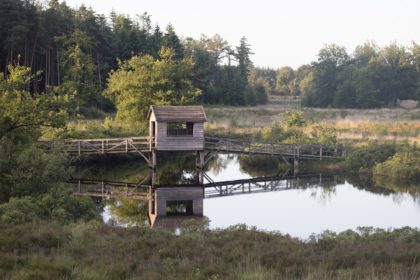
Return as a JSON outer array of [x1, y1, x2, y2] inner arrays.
[[196, 151, 204, 184], [78, 141, 81, 155], [150, 168, 156, 187], [125, 139, 128, 153], [320, 146, 323, 160], [150, 150, 156, 170], [101, 141, 104, 154]]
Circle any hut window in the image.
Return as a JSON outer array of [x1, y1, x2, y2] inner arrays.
[[167, 122, 194, 136], [166, 200, 193, 215]]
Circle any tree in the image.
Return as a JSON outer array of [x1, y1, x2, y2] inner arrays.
[[105, 48, 201, 126], [306, 44, 349, 107], [0, 64, 71, 204], [56, 29, 97, 111], [162, 24, 184, 60], [368, 44, 417, 105], [353, 41, 378, 66], [0, 64, 68, 141], [236, 36, 253, 84], [276, 66, 295, 95]]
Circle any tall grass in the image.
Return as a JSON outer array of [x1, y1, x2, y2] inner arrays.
[[1, 222, 420, 279]]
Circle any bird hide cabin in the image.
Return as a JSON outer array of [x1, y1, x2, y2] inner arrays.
[[147, 105, 207, 151]]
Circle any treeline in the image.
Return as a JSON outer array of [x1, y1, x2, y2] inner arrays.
[[0, 0, 268, 110], [275, 42, 420, 108]]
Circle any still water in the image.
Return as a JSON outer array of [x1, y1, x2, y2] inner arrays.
[[204, 155, 420, 238], [77, 154, 420, 239]]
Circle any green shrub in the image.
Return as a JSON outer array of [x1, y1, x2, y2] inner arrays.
[[342, 143, 397, 172], [282, 110, 306, 127], [0, 197, 43, 224], [374, 150, 420, 180]]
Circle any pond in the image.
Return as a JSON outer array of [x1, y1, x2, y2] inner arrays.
[[74, 153, 420, 239]]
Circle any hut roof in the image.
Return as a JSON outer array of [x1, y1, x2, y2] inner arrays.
[[148, 105, 207, 122]]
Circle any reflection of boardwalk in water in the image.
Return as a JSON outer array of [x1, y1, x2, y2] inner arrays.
[[72, 172, 337, 228], [204, 173, 336, 198], [71, 173, 336, 200]]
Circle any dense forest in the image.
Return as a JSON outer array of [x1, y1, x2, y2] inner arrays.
[[1, 0, 419, 112], [277, 43, 420, 108], [0, 0, 268, 112]]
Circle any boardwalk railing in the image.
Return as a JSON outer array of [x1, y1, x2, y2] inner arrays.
[[40, 136, 345, 161], [69, 173, 336, 200], [40, 136, 150, 155], [205, 136, 345, 160]]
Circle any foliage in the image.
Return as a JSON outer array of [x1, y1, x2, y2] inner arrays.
[[107, 198, 148, 225], [0, 64, 98, 224], [0, 0, 270, 111], [301, 42, 419, 108], [105, 48, 201, 126], [374, 149, 420, 180], [311, 126, 337, 146], [0, 64, 68, 141], [0, 197, 43, 224], [1, 144, 71, 200], [0, 186, 99, 225], [342, 143, 397, 172], [1, 223, 420, 279], [282, 110, 306, 127]]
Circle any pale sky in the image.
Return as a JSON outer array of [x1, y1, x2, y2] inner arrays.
[[62, 0, 419, 69]]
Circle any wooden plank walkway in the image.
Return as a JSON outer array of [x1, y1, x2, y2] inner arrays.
[[39, 137, 150, 155], [205, 137, 345, 160], [40, 136, 345, 160]]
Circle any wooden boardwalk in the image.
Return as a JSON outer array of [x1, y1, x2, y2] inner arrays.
[[205, 137, 345, 160], [40, 136, 345, 161]]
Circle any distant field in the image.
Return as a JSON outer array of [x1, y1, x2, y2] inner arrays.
[[205, 99, 420, 145], [49, 98, 420, 145]]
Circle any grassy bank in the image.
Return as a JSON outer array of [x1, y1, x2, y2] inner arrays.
[[42, 104, 420, 146], [1, 222, 420, 279], [205, 105, 420, 145]]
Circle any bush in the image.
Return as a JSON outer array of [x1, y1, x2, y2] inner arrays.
[[0, 197, 43, 224], [342, 143, 397, 172], [374, 149, 420, 180], [0, 186, 99, 225], [282, 110, 306, 128]]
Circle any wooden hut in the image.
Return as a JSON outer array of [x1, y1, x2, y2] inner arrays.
[[147, 105, 207, 151]]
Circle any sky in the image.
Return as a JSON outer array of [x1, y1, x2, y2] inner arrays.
[[62, 0, 420, 69]]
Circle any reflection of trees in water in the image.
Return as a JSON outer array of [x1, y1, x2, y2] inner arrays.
[[206, 154, 228, 176], [345, 173, 420, 201], [238, 155, 289, 177], [73, 155, 149, 182], [309, 185, 337, 205], [374, 175, 420, 198], [156, 153, 196, 184], [344, 174, 395, 196], [107, 198, 148, 226]]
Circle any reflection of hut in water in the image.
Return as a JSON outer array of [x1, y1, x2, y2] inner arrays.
[[148, 186, 203, 228], [147, 105, 207, 151]]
